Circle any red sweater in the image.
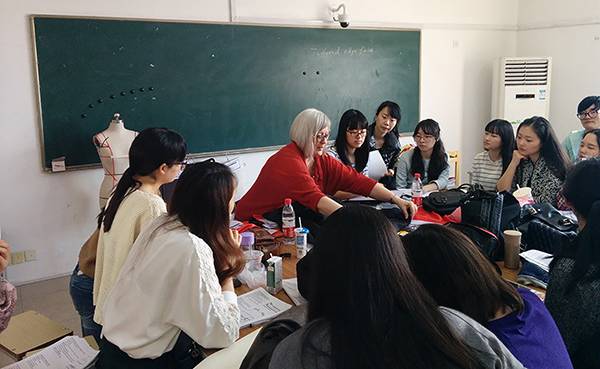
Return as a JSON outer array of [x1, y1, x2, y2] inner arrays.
[[236, 143, 377, 220]]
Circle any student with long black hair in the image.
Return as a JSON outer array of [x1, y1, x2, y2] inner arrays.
[[92, 128, 187, 327], [367, 101, 402, 189], [471, 119, 515, 191], [403, 224, 573, 369], [396, 119, 450, 191], [327, 109, 369, 176], [497, 116, 570, 206], [546, 158, 600, 369], [269, 206, 525, 369], [97, 161, 244, 368]]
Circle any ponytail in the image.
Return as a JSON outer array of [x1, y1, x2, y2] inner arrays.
[[99, 168, 140, 232], [566, 200, 600, 291]]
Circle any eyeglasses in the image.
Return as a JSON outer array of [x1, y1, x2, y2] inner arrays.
[[173, 160, 188, 170], [577, 109, 599, 119], [346, 129, 367, 137], [315, 132, 330, 142], [414, 134, 435, 142]]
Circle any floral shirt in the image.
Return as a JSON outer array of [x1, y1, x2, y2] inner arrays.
[[512, 157, 564, 207]]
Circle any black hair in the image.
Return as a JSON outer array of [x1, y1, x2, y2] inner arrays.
[[373, 100, 402, 139], [168, 161, 244, 282], [410, 119, 449, 182], [333, 109, 369, 172], [577, 96, 600, 114], [485, 119, 515, 174], [302, 205, 482, 369], [517, 116, 570, 180], [558, 158, 600, 291], [403, 224, 524, 324], [99, 127, 187, 232]]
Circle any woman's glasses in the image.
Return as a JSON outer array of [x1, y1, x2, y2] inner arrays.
[[414, 134, 435, 142], [346, 129, 367, 137], [315, 132, 330, 142]]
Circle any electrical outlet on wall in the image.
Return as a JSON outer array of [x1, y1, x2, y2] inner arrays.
[[25, 249, 37, 262]]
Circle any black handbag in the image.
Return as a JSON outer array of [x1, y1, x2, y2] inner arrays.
[[460, 187, 503, 236], [519, 203, 578, 232], [517, 203, 578, 254], [422, 184, 472, 215]]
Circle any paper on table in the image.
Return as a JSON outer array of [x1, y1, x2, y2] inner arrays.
[[367, 150, 387, 180], [238, 288, 292, 328], [3, 336, 98, 369], [282, 278, 307, 306], [519, 249, 553, 272]]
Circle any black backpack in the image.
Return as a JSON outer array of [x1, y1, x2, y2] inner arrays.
[[447, 222, 501, 260]]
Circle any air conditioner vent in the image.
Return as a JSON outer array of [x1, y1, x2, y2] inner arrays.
[[504, 59, 549, 86]]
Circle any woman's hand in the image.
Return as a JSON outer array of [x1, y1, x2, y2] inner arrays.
[[0, 241, 10, 273], [384, 168, 395, 177], [392, 196, 418, 219], [229, 230, 241, 248], [511, 150, 525, 164]]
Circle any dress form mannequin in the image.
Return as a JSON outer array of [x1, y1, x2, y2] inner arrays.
[[94, 113, 138, 209]]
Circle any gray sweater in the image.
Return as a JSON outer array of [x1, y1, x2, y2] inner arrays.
[[546, 257, 600, 369], [269, 307, 525, 369], [395, 148, 450, 190]]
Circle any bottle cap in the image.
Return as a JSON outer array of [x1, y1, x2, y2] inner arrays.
[[284, 198, 292, 206], [240, 232, 255, 245]]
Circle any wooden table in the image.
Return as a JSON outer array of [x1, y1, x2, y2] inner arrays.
[[235, 244, 299, 338]]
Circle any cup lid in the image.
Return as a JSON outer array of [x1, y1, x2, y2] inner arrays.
[[294, 227, 309, 234], [240, 232, 254, 243]]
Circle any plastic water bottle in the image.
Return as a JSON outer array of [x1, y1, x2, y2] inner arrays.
[[411, 173, 423, 206], [282, 198, 296, 241]]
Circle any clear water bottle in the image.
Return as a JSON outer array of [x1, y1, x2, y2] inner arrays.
[[411, 173, 423, 206], [282, 198, 296, 241]]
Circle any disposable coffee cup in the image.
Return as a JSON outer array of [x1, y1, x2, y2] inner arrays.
[[512, 187, 534, 207], [503, 230, 522, 269]]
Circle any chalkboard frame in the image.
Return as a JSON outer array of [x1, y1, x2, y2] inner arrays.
[[31, 15, 421, 172]]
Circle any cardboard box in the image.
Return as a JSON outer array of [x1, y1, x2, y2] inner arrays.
[[0, 310, 73, 360]]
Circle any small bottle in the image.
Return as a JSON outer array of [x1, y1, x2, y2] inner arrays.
[[411, 173, 423, 206], [240, 232, 255, 251], [282, 198, 296, 241]]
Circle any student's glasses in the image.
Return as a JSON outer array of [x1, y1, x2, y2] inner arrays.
[[174, 160, 188, 170], [413, 134, 435, 142], [577, 109, 599, 119], [346, 129, 367, 137]]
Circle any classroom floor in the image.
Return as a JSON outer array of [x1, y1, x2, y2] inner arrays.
[[0, 275, 81, 366]]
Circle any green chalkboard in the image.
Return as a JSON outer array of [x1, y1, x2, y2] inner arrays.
[[32, 16, 420, 170]]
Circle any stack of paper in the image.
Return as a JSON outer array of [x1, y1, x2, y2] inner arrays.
[[282, 278, 307, 306], [238, 288, 291, 328], [519, 249, 553, 272], [3, 336, 98, 369]]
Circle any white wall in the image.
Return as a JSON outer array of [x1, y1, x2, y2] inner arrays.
[[517, 0, 600, 140], [0, 0, 518, 284]]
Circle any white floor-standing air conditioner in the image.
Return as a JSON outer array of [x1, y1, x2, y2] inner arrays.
[[492, 57, 552, 124]]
